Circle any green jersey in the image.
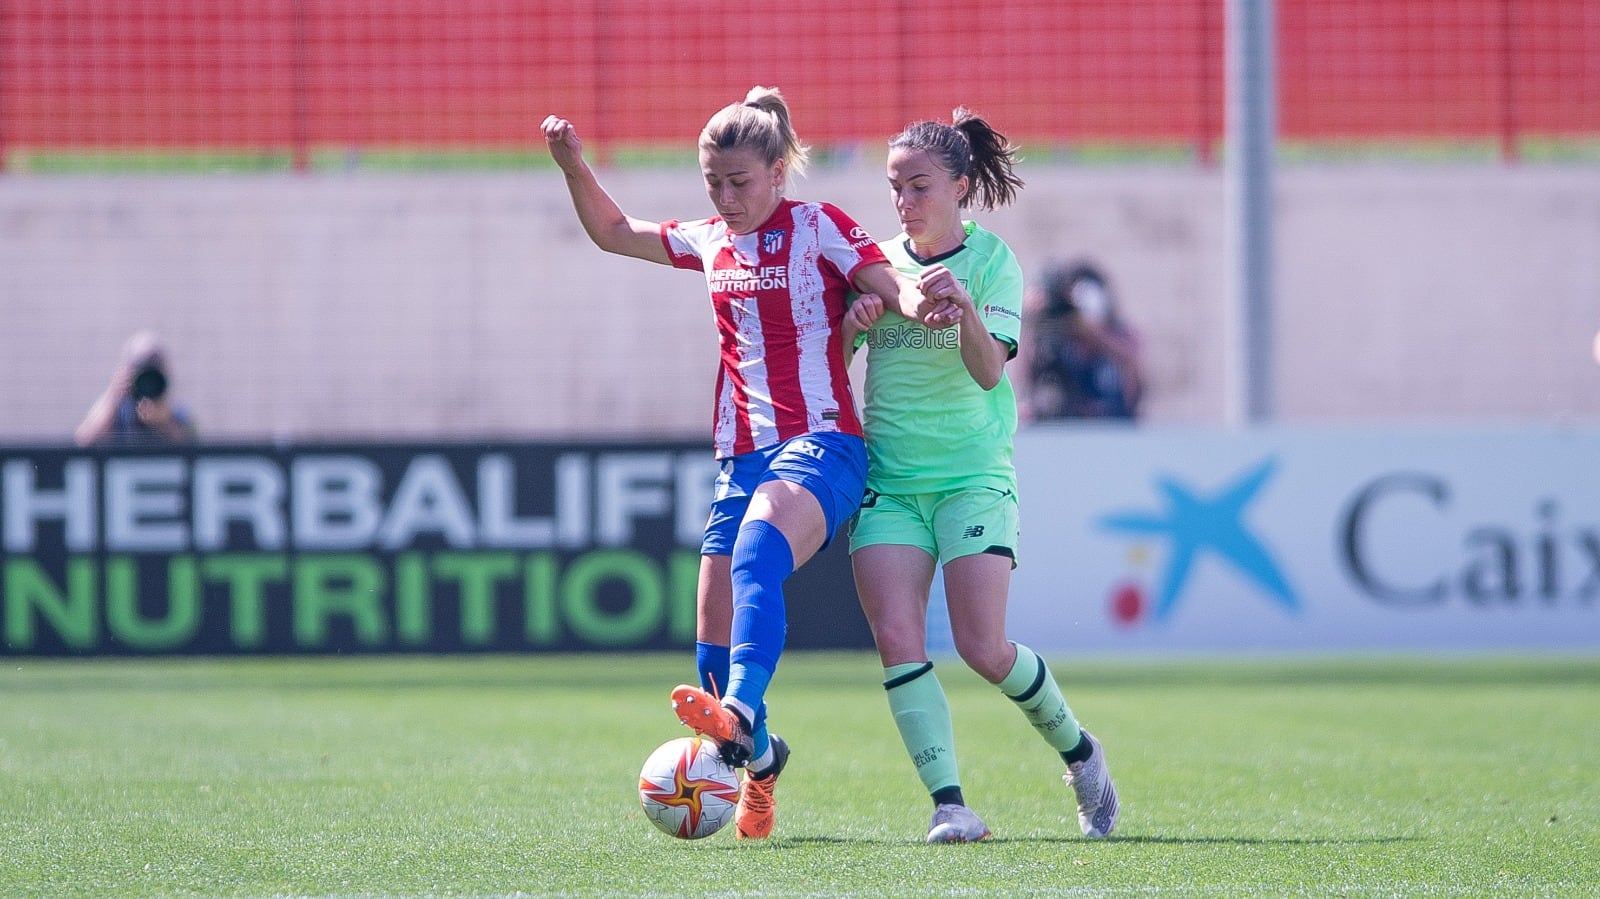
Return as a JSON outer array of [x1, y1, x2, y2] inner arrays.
[[858, 221, 1024, 495]]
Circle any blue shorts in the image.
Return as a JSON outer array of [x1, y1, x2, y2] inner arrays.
[[700, 431, 869, 556]]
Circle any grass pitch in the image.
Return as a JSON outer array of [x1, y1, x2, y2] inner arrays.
[[2, 652, 1595, 897]]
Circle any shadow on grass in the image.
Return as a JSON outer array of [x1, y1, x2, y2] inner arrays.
[[740, 834, 1421, 848], [1042, 834, 1422, 847]]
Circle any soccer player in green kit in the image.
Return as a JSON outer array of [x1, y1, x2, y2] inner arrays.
[[844, 110, 1120, 844]]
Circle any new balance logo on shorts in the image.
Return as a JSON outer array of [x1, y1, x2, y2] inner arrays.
[[963, 525, 985, 539]]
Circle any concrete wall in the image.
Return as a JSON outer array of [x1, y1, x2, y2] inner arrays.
[[3, 164, 1598, 443]]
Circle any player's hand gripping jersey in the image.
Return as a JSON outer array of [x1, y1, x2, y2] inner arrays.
[[663, 199, 888, 458]]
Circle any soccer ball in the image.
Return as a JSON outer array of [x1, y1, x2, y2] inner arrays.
[[637, 735, 741, 839]]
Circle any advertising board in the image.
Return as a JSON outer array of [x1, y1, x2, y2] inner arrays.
[[1008, 426, 1599, 652], [0, 442, 868, 655]]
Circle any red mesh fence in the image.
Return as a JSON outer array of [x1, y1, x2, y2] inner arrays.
[[1278, 0, 1600, 154], [2, 0, 1595, 169]]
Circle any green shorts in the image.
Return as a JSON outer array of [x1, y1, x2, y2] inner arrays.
[[849, 486, 1020, 567]]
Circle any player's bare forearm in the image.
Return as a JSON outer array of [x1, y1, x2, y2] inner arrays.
[[842, 317, 864, 355], [958, 323, 1010, 391], [914, 263, 1003, 389], [843, 294, 885, 365], [562, 172, 625, 244], [853, 263, 958, 327], [543, 114, 667, 264], [557, 168, 666, 263]]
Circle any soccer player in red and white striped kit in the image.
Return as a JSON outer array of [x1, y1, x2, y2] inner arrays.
[[542, 86, 959, 839]]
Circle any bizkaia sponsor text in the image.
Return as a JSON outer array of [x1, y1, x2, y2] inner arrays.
[[1339, 472, 1600, 607], [0, 446, 720, 654]]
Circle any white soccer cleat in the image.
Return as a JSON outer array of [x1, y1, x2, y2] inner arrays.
[[1063, 731, 1119, 838], [926, 803, 992, 844]]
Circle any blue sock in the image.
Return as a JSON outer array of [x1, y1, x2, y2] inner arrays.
[[726, 520, 793, 727], [695, 641, 730, 698], [696, 640, 770, 760]]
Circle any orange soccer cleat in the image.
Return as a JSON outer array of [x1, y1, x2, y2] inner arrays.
[[670, 684, 754, 767], [734, 734, 789, 840]]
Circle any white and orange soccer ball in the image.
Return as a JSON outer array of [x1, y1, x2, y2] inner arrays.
[[637, 735, 741, 839]]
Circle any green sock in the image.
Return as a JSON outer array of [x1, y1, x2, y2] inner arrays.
[[997, 642, 1083, 754], [884, 662, 961, 796]]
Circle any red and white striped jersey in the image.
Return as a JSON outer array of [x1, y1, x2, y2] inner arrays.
[[662, 199, 887, 459]]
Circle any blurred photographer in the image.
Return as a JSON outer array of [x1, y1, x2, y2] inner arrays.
[[1021, 261, 1144, 421], [75, 330, 197, 446]]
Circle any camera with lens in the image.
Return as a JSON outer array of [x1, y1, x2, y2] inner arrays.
[[130, 365, 168, 401]]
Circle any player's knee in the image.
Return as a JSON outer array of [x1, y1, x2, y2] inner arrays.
[[954, 634, 1012, 683], [869, 618, 927, 665]]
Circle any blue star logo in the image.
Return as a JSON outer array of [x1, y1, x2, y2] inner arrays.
[[1098, 458, 1299, 621]]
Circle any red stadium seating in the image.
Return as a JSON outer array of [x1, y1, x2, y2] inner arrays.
[[1, 0, 1594, 169]]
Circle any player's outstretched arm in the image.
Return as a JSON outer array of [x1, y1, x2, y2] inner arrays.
[[541, 116, 670, 265], [852, 262, 961, 329]]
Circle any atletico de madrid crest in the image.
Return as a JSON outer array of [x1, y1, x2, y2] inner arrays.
[[762, 229, 785, 256]]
